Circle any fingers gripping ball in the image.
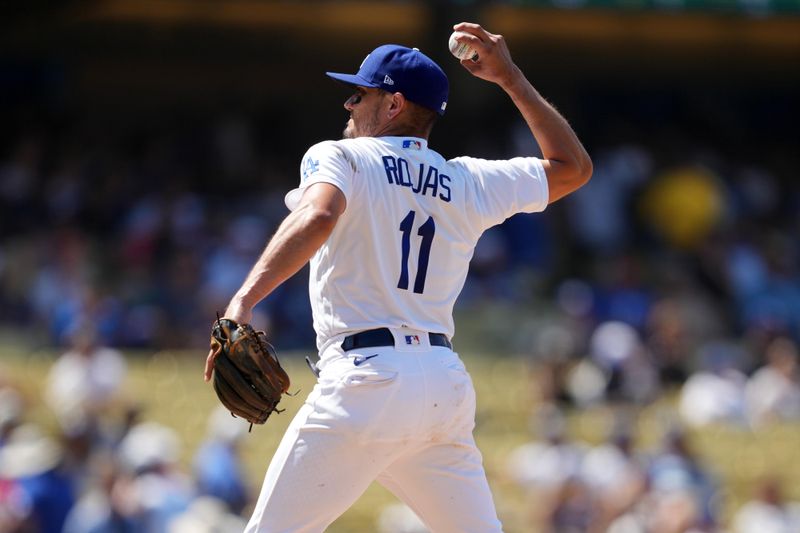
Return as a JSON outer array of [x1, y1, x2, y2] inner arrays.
[[210, 318, 291, 429], [448, 31, 478, 61]]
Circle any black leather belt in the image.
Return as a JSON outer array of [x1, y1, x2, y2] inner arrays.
[[341, 328, 452, 351]]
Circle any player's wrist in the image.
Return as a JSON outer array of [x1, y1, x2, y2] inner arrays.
[[498, 66, 528, 94], [226, 294, 256, 320]]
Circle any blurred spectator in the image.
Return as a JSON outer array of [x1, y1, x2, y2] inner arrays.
[[731, 477, 800, 533], [645, 297, 694, 387], [726, 234, 800, 338], [0, 476, 29, 533], [565, 144, 652, 254], [116, 422, 194, 533], [0, 389, 28, 533], [62, 455, 142, 533], [592, 254, 654, 331], [646, 428, 719, 530], [202, 214, 269, 305], [579, 421, 646, 531], [645, 291, 724, 388], [678, 340, 748, 428], [585, 321, 659, 405], [0, 424, 76, 533], [167, 496, 247, 533], [528, 318, 583, 408], [607, 426, 719, 533], [45, 322, 128, 426], [0, 388, 23, 447], [507, 406, 586, 491], [547, 476, 594, 533], [506, 405, 589, 531], [193, 406, 251, 515], [744, 336, 800, 428]]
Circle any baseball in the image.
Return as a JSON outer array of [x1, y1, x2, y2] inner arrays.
[[448, 31, 478, 61]]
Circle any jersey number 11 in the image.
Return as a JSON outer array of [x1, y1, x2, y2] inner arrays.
[[398, 210, 435, 294]]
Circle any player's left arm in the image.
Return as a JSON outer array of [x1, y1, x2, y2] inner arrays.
[[204, 182, 344, 381], [453, 22, 592, 204]]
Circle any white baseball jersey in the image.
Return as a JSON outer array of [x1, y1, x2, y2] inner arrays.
[[285, 136, 548, 350]]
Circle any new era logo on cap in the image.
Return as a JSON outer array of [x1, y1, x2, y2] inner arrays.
[[325, 45, 449, 116]]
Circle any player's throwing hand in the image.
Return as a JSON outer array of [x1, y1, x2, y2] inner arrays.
[[452, 22, 521, 88]]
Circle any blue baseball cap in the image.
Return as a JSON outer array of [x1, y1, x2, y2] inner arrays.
[[326, 45, 449, 116]]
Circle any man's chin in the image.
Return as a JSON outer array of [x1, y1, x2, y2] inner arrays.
[[342, 122, 355, 139]]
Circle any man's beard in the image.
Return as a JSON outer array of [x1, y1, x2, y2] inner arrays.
[[342, 111, 379, 139], [342, 120, 354, 139]]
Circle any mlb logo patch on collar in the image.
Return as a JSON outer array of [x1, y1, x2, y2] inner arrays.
[[405, 335, 421, 345], [402, 140, 422, 150]]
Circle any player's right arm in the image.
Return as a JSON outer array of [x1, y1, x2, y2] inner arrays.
[[221, 140, 354, 327], [452, 22, 592, 204], [203, 182, 345, 382]]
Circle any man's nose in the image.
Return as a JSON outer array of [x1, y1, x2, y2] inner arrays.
[[344, 93, 360, 111]]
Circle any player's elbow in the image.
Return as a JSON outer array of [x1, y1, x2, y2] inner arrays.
[[575, 153, 593, 188], [565, 151, 593, 192], [546, 154, 593, 204], [303, 205, 340, 235]]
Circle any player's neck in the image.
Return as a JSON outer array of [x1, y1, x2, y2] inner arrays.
[[373, 123, 430, 140]]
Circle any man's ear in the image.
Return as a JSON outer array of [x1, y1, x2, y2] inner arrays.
[[387, 92, 406, 120]]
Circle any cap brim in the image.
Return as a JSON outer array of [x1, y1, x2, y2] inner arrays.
[[325, 72, 379, 88]]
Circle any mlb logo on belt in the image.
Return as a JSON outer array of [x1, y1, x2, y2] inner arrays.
[[405, 335, 421, 345]]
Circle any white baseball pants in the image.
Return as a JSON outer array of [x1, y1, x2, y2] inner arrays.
[[244, 328, 503, 532]]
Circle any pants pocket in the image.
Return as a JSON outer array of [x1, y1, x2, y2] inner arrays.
[[313, 368, 421, 442], [341, 369, 397, 387], [428, 362, 476, 438]]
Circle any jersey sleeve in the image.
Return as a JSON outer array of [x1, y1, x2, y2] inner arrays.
[[284, 141, 356, 211], [453, 156, 549, 230]]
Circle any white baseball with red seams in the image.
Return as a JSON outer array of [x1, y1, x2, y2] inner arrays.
[[449, 31, 478, 61]]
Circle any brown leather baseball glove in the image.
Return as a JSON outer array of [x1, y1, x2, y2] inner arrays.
[[209, 317, 290, 429]]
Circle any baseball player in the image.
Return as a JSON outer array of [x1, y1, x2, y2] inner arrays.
[[205, 22, 592, 532]]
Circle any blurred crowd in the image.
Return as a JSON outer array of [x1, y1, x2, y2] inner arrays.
[[1, 70, 799, 532], [0, 330, 252, 533], [1, 108, 798, 354], [0, 113, 311, 349], [1, 329, 799, 532], [499, 402, 800, 533]]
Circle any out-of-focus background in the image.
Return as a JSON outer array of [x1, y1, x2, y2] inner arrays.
[[1, 1, 799, 532]]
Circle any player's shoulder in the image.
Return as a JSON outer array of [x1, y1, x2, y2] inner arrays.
[[308, 137, 381, 158], [446, 154, 487, 167], [306, 139, 345, 154], [336, 136, 387, 153], [304, 139, 357, 166], [443, 155, 487, 177], [446, 154, 542, 174]]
